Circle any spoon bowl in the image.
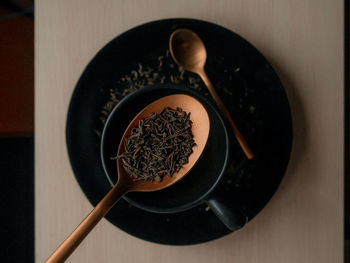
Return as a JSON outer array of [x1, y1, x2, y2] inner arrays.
[[169, 29, 207, 72], [116, 94, 210, 192], [46, 94, 210, 263]]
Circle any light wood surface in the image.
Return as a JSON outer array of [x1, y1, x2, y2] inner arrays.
[[35, 0, 344, 262]]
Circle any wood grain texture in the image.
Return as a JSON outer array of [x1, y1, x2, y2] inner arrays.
[[35, 0, 344, 262]]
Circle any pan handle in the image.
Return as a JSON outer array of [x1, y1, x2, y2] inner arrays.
[[207, 194, 248, 231]]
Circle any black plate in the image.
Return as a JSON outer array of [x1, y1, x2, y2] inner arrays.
[[66, 18, 293, 245]]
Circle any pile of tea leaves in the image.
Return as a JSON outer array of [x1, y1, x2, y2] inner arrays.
[[115, 107, 195, 182]]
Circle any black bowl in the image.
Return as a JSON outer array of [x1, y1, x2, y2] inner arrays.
[[101, 84, 231, 213]]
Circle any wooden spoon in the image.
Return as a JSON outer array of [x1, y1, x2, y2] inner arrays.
[[169, 28, 254, 159], [46, 94, 210, 263]]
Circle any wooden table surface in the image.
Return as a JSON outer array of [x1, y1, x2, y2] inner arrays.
[[35, 0, 344, 262]]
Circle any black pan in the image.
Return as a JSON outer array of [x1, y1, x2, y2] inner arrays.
[[101, 84, 247, 231]]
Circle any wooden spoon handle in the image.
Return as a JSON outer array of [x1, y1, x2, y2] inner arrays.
[[198, 70, 254, 159], [46, 185, 126, 263]]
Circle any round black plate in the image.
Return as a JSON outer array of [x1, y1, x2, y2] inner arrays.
[[66, 18, 293, 245]]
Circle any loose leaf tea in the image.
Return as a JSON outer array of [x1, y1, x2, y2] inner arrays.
[[115, 107, 195, 182]]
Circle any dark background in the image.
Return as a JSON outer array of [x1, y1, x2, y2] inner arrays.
[[0, 1, 34, 262], [0, 0, 347, 262], [346, 0, 350, 260]]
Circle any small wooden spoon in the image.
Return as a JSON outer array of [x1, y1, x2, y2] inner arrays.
[[46, 94, 210, 263], [169, 28, 254, 159]]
